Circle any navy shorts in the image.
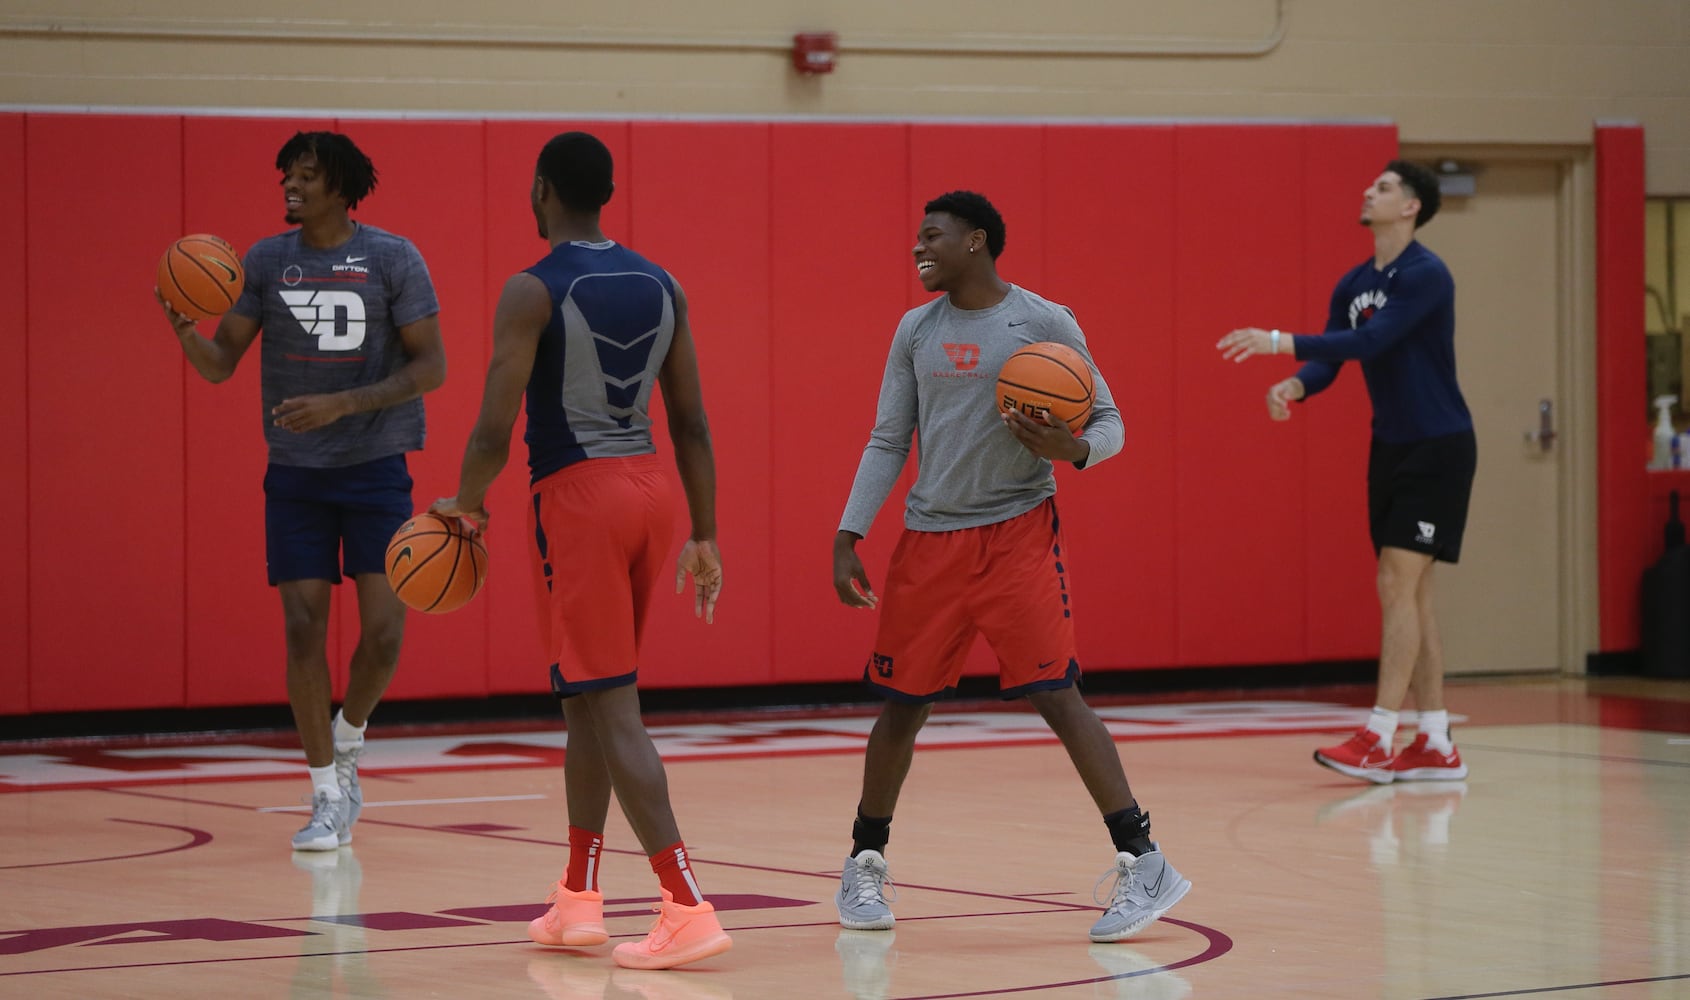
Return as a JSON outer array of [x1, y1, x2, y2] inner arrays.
[[1367, 430, 1477, 564], [264, 455, 414, 585]]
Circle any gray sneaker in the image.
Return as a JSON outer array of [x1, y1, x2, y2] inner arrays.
[[836, 851, 896, 930], [334, 741, 364, 834], [291, 788, 350, 852], [1088, 848, 1191, 942]]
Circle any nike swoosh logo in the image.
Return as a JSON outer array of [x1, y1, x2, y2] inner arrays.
[[1008, 319, 1029, 327], [1143, 866, 1166, 897], [1037, 659, 1057, 670], [346, 255, 368, 263], [200, 254, 240, 282]]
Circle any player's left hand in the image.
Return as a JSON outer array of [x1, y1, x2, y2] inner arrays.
[[1002, 409, 1088, 463], [1217, 327, 1276, 362], [676, 538, 723, 624], [429, 497, 489, 536], [272, 393, 352, 433]]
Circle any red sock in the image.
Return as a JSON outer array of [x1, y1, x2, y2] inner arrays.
[[650, 840, 702, 906], [565, 826, 603, 893]]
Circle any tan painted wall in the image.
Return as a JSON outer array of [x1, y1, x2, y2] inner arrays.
[[3, 0, 1688, 192]]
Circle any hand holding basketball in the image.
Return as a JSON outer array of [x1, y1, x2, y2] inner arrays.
[[154, 287, 199, 337], [428, 496, 490, 536], [1003, 407, 1089, 463], [996, 341, 1095, 433], [385, 511, 488, 614], [156, 234, 244, 321]]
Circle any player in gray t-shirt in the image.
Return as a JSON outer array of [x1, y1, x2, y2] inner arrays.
[[156, 131, 446, 853], [830, 191, 1189, 944]]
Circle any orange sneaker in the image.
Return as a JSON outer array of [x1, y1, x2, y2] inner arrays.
[[528, 881, 608, 947], [1387, 735, 1469, 781], [613, 889, 733, 971]]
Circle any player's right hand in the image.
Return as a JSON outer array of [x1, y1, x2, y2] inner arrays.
[[832, 536, 878, 609], [154, 287, 197, 337], [1266, 377, 1305, 421]]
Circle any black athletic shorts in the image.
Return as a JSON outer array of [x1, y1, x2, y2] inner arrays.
[[1366, 429, 1477, 563]]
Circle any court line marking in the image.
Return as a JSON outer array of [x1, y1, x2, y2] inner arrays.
[[255, 793, 545, 813], [1418, 972, 1690, 999], [0, 819, 213, 870], [1458, 743, 1690, 768], [0, 907, 1230, 992]]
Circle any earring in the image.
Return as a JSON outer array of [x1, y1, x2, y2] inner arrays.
[[969, 246, 976, 253]]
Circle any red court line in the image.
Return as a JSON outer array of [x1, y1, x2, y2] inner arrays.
[[0, 819, 212, 870]]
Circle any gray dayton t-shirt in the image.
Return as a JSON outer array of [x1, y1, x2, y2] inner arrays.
[[231, 224, 440, 468], [840, 285, 1124, 537]]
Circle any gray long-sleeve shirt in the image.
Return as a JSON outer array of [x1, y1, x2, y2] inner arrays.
[[839, 285, 1123, 537]]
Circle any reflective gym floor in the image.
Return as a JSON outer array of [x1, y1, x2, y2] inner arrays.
[[2, 676, 1687, 1000]]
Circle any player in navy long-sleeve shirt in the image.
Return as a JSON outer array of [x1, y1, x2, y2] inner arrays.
[[1218, 160, 1476, 784]]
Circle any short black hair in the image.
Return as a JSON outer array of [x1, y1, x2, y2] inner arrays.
[[924, 190, 1006, 258], [537, 132, 615, 214], [1386, 159, 1441, 229], [276, 131, 378, 210]]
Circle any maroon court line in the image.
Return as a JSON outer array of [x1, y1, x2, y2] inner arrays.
[[0, 906, 1227, 983], [99, 786, 1108, 914], [1420, 972, 1690, 1000], [0, 820, 213, 870]]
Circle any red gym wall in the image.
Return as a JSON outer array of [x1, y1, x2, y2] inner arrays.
[[4, 113, 1408, 715]]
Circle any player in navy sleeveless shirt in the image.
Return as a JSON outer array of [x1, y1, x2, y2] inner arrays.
[[1219, 160, 1475, 784], [432, 132, 730, 970], [157, 131, 447, 851]]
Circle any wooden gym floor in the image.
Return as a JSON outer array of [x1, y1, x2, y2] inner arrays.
[[2, 676, 1687, 999]]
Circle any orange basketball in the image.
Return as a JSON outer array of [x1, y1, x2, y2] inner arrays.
[[996, 341, 1096, 433], [385, 512, 489, 614], [156, 233, 244, 321]]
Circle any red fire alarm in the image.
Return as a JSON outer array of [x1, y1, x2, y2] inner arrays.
[[792, 32, 838, 75]]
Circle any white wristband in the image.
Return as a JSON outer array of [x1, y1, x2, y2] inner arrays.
[[1270, 329, 1281, 354]]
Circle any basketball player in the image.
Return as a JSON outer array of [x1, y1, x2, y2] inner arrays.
[[155, 131, 446, 851], [830, 191, 1191, 942], [430, 131, 731, 971], [1217, 159, 1475, 784]]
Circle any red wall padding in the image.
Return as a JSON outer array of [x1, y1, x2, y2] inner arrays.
[[1595, 125, 1649, 653], [26, 115, 188, 711], [1039, 125, 1180, 669], [7, 114, 1425, 715], [0, 114, 27, 714], [1172, 127, 1311, 665]]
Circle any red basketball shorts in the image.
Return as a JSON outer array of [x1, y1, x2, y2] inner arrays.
[[867, 497, 1080, 702], [527, 454, 675, 697]]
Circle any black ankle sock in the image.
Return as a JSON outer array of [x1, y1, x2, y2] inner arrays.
[[850, 810, 892, 857], [1103, 805, 1154, 857]]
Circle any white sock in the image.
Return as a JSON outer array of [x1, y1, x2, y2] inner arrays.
[[1419, 709, 1452, 752], [333, 710, 367, 749], [1364, 706, 1398, 745], [308, 764, 341, 797]]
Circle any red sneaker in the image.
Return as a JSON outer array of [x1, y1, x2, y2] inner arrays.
[[529, 881, 608, 947], [1388, 735, 1469, 781], [1314, 728, 1395, 784], [613, 889, 733, 970]]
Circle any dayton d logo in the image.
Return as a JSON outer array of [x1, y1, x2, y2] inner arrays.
[[942, 343, 980, 370]]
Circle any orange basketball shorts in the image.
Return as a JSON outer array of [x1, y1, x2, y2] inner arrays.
[[527, 454, 675, 697], [866, 497, 1080, 702]]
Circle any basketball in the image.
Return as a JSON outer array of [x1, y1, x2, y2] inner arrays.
[[996, 341, 1096, 433], [156, 234, 244, 321], [385, 512, 488, 614]]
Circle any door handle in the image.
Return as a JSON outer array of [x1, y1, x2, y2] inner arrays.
[[1523, 398, 1556, 452]]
